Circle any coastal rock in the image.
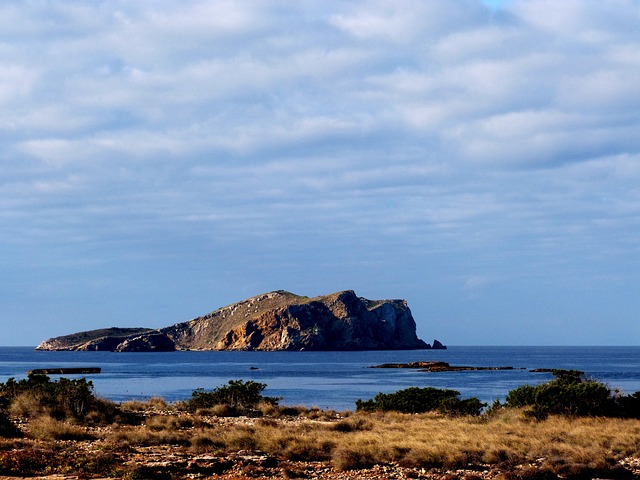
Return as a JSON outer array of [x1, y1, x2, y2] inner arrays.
[[372, 361, 518, 372], [35, 290, 433, 352], [115, 333, 176, 352], [35, 327, 154, 351]]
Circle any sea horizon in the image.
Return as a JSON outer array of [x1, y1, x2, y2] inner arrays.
[[6, 344, 640, 348], [2, 346, 639, 410]]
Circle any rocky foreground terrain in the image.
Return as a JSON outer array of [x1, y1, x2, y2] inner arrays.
[[36, 290, 441, 352], [1, 407, 640, 480]]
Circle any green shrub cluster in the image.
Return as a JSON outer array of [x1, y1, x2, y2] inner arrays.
[[355, 386, 485, 415], [505, 369, 640, 419], [184, 379, 280, 414], [0, 373, 119, 423], [355, 369, 640, 419]]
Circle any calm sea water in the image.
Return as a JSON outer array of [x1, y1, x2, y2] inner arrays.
[[1, 346, 638, 411]]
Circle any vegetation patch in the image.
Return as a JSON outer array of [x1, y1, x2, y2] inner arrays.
[[183, 379, 280, 414], [0, 373, 122, 423], [0, 376, 638, 478], [504, 369, 640, 419], [356, 386, 485, 415]]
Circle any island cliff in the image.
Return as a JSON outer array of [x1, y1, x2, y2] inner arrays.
[[36, 290, 442, 352]]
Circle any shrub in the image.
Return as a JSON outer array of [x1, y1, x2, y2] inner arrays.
[[505, 370, 632, 418], [356, 386, 485, 415], [145, 414, 194, 431], [504, 385, 537, 408], [537, 379, 612, 416], [184, 380, 279, 413], [121, 396, 169, 412], [199, 403, 242, 417], [330, 417, 372, 432], [283, 438, 334, 461], [332, 446, 377, 471], [8, 392, 47, 418], [439, 396, 487, 416], [27, 416, 93, 441], [107, 426, 189, 448], [0, 374, 120, 423]]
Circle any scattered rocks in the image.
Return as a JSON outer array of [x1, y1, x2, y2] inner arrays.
[[371, 361, 520, 372], [2, 403, 638, 480], [26, 367, 101, 375]]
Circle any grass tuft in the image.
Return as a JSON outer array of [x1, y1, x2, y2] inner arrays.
[[27, 415, 94, 441]]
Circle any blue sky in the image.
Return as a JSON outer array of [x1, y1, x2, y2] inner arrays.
[[2, 0, 639, 346]]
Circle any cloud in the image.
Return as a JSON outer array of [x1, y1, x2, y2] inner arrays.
[[1, 0, 639, 344], [511, 0, 639, 36]]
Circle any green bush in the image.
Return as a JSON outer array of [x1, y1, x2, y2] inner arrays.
[[355, 386, 485, 415], [505, 369, 639, 418], [439, 396, 487, 416], [0, 373, 120, 423], [503, 384, 536, 408], [184, 380, 279, 413]]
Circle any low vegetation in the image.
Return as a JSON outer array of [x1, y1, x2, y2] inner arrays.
[[182, 379, 280, 415], [356, 386, 486, 415], [0, 373, 638, 478], [0, 373, 124, 425], [504, 369, 640, 419]]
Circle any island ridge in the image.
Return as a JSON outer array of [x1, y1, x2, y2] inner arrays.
[[36, 290, 444, 352]]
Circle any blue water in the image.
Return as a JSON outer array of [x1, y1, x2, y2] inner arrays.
[[1, 346, 639, 411]]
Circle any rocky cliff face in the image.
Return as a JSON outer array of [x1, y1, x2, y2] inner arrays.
[[35, 327, 154, 351], [36, 290, 437, 352]]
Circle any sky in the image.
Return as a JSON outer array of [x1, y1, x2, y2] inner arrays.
[[1, 0, 639, 347]]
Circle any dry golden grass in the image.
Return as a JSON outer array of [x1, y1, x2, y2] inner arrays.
[[175, 409, 640, 472], [144, 413, 195, 430], [26, 415, 94, 441], [105, 424, 190, 448], [8, 392, 49, 418], [5, 406, 640, 476], [120, 396, 169, 412]]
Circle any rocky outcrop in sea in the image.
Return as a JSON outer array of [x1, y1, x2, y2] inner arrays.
[[36, 290, 440, 352]]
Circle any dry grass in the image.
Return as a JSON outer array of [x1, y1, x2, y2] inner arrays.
[[106, 424, 190, 448], [26, 415, 94, 441], [3, 406, 640, 477], [120, 396, 170, 412], [8, 392, 49, 419], [173, 409, 640, 473], [196, 403, 240, 417], [144, 413, 195, 430]]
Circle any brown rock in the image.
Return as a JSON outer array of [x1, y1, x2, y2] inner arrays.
[[35, 290, 432, 352]]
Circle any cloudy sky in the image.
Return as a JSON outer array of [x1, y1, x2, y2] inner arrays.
[[2, 0, 639, 346]]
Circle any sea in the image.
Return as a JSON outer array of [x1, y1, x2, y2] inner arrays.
[[1, 346, 639, 411]]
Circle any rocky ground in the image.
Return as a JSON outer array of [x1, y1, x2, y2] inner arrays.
[[1, 411, 639, 480], [1, 456, 640, 480]]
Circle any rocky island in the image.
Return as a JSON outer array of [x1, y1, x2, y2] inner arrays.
[[36, 290, 443, 352], [371, 361, 517, 372]]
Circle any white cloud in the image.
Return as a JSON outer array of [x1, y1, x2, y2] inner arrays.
[[1, 0, 639, 345], [0, 64, 39, 105], [512, 0, 639, 37]]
